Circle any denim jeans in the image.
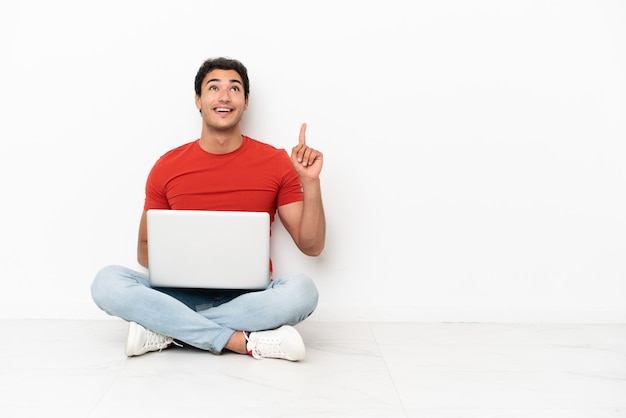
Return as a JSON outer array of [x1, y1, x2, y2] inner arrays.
[[91, 265, 319, 353]]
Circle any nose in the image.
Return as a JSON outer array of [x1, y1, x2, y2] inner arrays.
[[217, 88, 231, 103]]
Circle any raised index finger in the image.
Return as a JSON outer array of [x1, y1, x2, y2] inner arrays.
[[299, 123, 307, 146]]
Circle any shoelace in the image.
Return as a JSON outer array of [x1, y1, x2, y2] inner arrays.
[[145, 330, 181, 352], [247, 334, 284, 359]]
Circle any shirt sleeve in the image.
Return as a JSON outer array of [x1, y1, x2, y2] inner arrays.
[[143, 160, 171, 210], [276, 150, 304, 207]]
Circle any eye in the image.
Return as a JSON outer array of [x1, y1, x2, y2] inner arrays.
[[230, 86, 240, 92], [208, 85, 218, 92]]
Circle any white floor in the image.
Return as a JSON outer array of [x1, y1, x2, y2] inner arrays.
[[1, 320, 625, 417]]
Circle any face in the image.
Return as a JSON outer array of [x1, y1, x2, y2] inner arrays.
[[195, 69, 248, 131]]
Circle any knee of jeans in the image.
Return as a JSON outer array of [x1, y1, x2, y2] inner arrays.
[[282, 273, 319, 320], [302, 275, 320, 312], [90, 265, 125, 308]]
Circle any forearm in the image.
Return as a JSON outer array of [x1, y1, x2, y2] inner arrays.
[[298, 178, 326, 256], [137, 211, 149, 268], [137, 241, 149, 268]]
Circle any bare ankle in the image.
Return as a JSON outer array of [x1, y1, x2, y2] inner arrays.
[[224, 330, 248, 355]]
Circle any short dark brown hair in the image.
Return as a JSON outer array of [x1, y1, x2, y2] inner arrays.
[[194, 57, 250, 99]]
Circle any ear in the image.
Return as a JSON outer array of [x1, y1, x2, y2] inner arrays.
[[195, 94, 202, 112], [243, 97, 249, 110]]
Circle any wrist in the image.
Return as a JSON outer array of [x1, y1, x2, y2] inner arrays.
[[300, 177, 320, 187]]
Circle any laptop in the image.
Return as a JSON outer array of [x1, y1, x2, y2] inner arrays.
[[146, 209, 271, 289]]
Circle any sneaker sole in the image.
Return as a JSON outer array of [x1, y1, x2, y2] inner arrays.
[[125, 322, 141, 357]]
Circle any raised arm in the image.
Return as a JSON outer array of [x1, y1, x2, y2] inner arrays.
[[278, 123, 326, 256]]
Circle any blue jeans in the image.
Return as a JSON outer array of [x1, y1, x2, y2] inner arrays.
[[91, 265, 319, 353]]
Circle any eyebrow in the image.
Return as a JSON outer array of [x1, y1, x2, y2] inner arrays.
[[205, 78, 242, 86]]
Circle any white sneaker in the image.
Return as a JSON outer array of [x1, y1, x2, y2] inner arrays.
[[125, 321, 178, 357], [246, 325, 306, 361]]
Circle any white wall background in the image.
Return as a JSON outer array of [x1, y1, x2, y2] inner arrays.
[[1, 0, 624, 322]]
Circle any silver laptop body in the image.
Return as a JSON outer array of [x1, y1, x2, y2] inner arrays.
[[147, 209, 271, 289]]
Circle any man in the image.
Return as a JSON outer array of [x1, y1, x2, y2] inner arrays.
[[91, 57, 325, 361]]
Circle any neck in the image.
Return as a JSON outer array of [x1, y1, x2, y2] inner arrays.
[[198, 126, 244, 154]]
